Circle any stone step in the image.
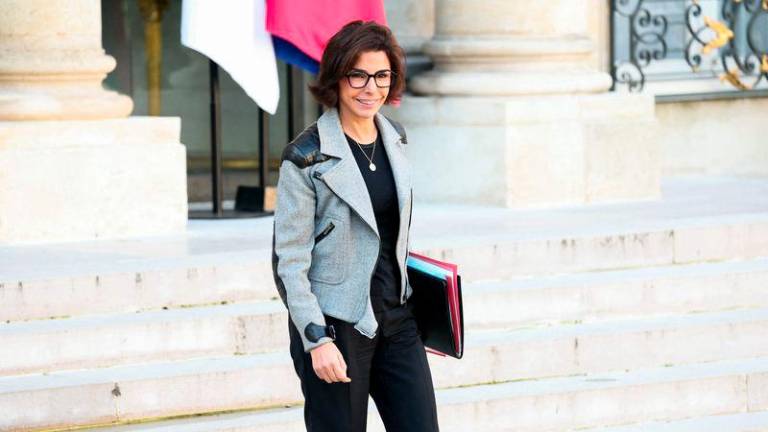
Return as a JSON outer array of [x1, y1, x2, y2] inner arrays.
[[84, 407, 768, 432], [0, 300, 286, 376], [430, 307, 768, 390], [3, 245, 767, 332], [48, 357, 768, 432], [0, 352, 298, 431], [465, 256, 768, 328], [575, 411, 768, 432], [432, 357, 768, 432], [0, 251, 277, 324], [4, 248, 766, 350], [84, 405, 309, 432], [3, 268, 768, 377], [82, 407, 768, 432], [2, 208, 767, 323], [426, 213, 768, 282], [3, 309, 768, 429]]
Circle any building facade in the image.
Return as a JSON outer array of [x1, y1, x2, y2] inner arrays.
[[0, 0, 766, 243]]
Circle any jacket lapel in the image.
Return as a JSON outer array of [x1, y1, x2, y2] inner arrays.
[[316, 108, 410, 239], [317, 109, 379, 237], [376, 112, 411, 221]]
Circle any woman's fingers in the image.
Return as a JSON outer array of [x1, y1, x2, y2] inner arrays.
[[323, 355, 348, 383], [336, 352, 351, 383], [311, 344, 342, 383], [311, 345, 332, 383], [316, 366, 329, 383], [325, 363, 341, 383], [310, 341, 352, 383]]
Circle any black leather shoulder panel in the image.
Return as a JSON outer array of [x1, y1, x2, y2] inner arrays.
[[281, 123, 329, 168]]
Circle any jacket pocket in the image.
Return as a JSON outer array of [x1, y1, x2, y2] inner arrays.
[[308, 216, 347, 285], [314, 221, 335, 244]]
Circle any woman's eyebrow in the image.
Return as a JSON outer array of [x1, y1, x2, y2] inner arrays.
[[350, 68, 390, 73]]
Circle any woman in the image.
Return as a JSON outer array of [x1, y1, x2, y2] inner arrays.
[[271, 20, 440, 432]]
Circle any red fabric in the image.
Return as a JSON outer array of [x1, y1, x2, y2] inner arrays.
[[266, 0, 387, 62]]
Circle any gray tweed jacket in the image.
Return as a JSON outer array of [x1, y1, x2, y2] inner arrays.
[[271, 107, 413, 353]]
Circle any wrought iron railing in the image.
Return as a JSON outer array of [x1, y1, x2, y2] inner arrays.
[[610, 0, 768, 95]]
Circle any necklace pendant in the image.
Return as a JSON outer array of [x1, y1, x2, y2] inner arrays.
[[369, 163, 377, 171]]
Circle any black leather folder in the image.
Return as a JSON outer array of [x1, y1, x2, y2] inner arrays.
[[407, 266, 464, 359]]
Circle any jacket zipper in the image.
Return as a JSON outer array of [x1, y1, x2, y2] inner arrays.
[[314, 221, 335, 244], [403, 187, 413, 304]]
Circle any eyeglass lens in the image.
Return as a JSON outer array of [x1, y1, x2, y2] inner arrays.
[[347, 70, 393, 88]]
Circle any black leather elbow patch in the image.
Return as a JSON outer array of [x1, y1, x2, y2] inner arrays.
[[304, 322, 336, 342]]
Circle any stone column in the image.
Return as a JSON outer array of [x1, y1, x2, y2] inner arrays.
[[385, 0, 660, 208], [0, 0, 133, 120], [412, 0, 611, 96], [0, 0, 187, 244], [138, 0, 170, 116], [385, 0, 435, 78]]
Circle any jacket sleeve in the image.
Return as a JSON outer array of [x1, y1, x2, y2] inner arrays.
[[272, 157, 334, 353]]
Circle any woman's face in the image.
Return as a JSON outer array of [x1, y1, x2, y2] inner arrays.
[[338, 50, 391, 122]]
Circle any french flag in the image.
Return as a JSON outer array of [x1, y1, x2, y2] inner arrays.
[[267, 0, 387, 73], [181, 0, 280, 114], [181, 0, 387, 113]]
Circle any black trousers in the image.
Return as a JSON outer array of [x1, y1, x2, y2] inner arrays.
[[288, 302, 440, 432]]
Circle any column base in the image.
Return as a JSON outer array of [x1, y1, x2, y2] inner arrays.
[[0, 87, 134, 121], [0, 117, 188, 244], [411, 70, 613, 96], [383, 92, 661, 208]]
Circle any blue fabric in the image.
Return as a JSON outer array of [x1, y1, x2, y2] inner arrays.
[[273, 36, 319, 74]]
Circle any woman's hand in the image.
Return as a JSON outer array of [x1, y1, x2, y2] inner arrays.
[[310, 342, 352, 383]]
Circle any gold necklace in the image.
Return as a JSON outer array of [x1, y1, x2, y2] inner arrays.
[[348, 134, 377, 171]]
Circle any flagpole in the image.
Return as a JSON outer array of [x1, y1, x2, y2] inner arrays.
[[208, 59, 224, 216], [259, 106, 269, 210]]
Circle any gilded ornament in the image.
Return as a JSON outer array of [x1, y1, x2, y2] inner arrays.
[[719, 71, 751, 90], [702, 16, 734, 55]]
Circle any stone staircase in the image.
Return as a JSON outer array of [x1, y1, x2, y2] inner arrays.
[[1, 176, 768, 431]]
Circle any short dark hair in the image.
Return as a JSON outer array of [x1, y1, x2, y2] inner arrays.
[[309, 20, 406, 109]]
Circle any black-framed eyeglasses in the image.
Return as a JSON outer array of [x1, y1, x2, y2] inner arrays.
[[345, 69, 396, 89]]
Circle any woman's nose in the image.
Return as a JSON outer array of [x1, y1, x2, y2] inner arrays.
[[364, 76, 378, 92]]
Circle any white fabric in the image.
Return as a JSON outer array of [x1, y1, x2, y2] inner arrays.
[[181, 0, 279, 114]]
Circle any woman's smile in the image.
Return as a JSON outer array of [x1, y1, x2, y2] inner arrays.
[[355, 97, 381, 108]]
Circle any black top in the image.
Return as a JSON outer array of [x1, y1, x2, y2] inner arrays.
[[345, 128, 413, 338]]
